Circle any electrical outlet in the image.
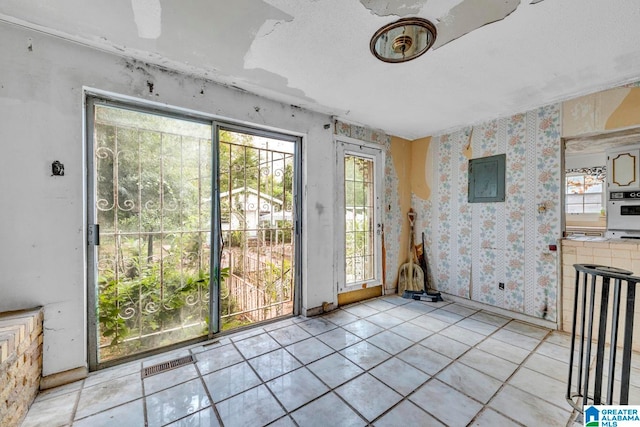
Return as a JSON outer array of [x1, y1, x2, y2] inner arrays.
[[498, 282, 505, 290]]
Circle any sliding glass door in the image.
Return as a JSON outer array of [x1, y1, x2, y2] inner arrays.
[[87, 98, 299, 369], [216, 126, 298, 331]]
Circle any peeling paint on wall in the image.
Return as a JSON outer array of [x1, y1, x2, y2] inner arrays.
[[1, 22, 337, 377], [561, 83, 640, 138], [359, 0, 428, 17], [334, 120, 388, 144], [605, 87, 640, 130], [410, 136, 431, 200], [562, 86, 634, 137], [389, 136, 413, 291], [241, 3, 320, 105], [433, 0, 521, 50]]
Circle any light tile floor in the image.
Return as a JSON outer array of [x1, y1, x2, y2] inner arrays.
[[21, 295, 640, 426]]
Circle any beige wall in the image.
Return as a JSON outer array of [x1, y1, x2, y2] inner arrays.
[[563, 85, 640, 138], [389, 136, 413, 284], [411, 136, 432, 201]]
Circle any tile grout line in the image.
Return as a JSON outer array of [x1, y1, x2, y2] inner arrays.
[[276, 324, 384, 425], [228, 333, 298, 425], [70, 363, 146, 425], [203, 309, 528, 425], [189, 347, 225, 427], [140, 361, 149, 427], [203, 302, 498, 422], [475, 328, 577, 426], [463, 325, 550, 427], [365, 306, 560, 426], [271, 320, 372, 425], [301, 306, 425, 425], [250, 305, 413, 424], [26, 298, 586, 427], [366, 304, 492, 426], [67, 377, 85, 426], [311, 325, 405, 425]]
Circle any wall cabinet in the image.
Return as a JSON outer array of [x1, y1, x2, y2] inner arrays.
[[608, 146, 640, 190]]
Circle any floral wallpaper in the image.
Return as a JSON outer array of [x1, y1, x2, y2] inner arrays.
[[422, 104, 561, 321], [534, 105, 562, 319], [504, 113, 528, 313], [383, 137, 403, 288]]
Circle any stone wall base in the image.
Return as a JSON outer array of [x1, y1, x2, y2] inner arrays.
[[0, 308, 44, 427]]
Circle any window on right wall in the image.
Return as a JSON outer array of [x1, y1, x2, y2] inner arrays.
[[565, 170, 606, 214]]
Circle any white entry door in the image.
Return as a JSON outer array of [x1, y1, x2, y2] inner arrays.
[[335, 139, 384, 293]]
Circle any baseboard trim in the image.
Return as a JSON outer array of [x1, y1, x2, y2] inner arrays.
[[40, 366, 88, 390], [337, 285, 382, 306], [441, 292, 559, 330]]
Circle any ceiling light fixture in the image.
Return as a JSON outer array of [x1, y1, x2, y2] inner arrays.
[[370, 17, 437, 63]]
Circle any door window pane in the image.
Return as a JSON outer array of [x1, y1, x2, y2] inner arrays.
[[89, 101, 299, 369], [93, 104, 211, 363], [344, 155, 375, 285], [218, 130, 296, 330]]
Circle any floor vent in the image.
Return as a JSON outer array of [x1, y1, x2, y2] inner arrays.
[[141, 355, 195, 378]]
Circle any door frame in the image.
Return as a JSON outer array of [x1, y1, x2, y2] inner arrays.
[[85, 90, 302, 370], [211, 121, 302, 333], [334, 136, 385, 296]]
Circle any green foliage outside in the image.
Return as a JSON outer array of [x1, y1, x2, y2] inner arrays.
[[94, 105, 295, 361], [262, 259, 292, 302], [344, 155, 374, 282], [97, 234, 232, 358]]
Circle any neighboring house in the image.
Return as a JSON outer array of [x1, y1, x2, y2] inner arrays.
[[259, 210, 293, 225], [220, 187, 284, 236]]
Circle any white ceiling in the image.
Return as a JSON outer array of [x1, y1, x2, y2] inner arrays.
[[2, 0, 640, 139]]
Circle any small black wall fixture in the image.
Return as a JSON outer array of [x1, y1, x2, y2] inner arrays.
[[52, 160, 65, 176]]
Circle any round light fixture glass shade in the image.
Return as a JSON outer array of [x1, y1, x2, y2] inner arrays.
[[370, 17, 437, 63]]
